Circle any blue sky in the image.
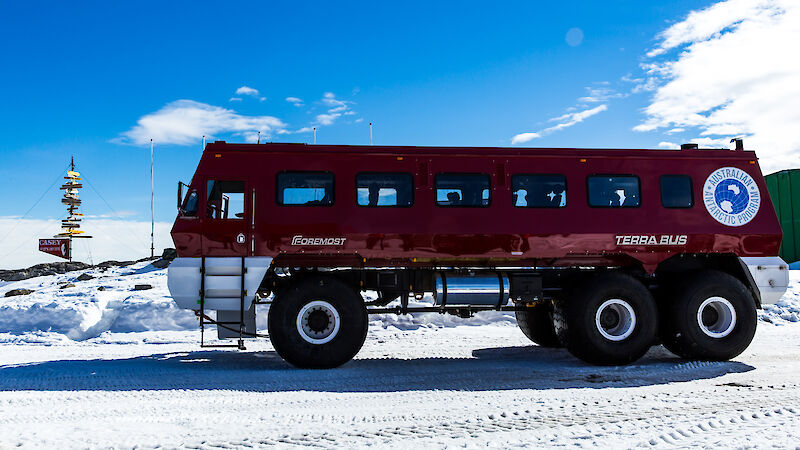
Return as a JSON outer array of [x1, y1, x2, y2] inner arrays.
[[2, 0, 799, 266]]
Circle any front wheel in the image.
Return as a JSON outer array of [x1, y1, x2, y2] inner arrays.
[[554, 273, 658, 365], [268, 276, 368, 369], [660, 271, 756, 361]]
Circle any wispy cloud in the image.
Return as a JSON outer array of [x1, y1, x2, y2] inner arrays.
[[316, 113, 341, 126], [634, 0, 800, 171], [511, 104, 608, 145], [312, 92, 356, 127], [286, 97, 304, 106], [577, 85, 624, 103], [116, 100, 286, 146]]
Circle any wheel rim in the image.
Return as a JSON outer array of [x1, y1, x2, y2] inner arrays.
[[595, 299, 636, 341], [697, 296, 737, 338], [296, 300, 341, 344]]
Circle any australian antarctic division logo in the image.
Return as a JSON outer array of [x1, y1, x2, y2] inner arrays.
[[703, 167, 761, 227]]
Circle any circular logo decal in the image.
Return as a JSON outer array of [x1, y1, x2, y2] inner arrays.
[[703, 167, 761, 227]]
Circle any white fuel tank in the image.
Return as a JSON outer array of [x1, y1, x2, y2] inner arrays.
[[168, 257, 272, 311]]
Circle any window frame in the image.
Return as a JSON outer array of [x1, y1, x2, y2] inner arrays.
[[275, 171, 336, 207], [659, 174, 694, 209], [355, 172, 415, 208], [586, 174, 642, 209], [511, 173, 568, 208], [434, 172, 492, 208], [205, 179, 246, 220]]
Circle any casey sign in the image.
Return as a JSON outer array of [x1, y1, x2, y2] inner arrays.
[[39, 238, 70, 260]]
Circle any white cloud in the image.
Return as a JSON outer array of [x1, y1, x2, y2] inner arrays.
[[316, 113, 341, 126], [235, 86, 260, 97], [0, 218, 173, 270], [635, 0, 800, 172], [543, 105, 608, 133], [511, 132, 542, 145], [659, 141, 679, 149], [286, 97, 304, 106], [229, 97, 242, 102], [577, 85, 623, 103], [83, 210, 137, 219], [310, 92, 356, 126], [117, 100, 286, 146], [511, 82, 611, 145], [322, 92, 346, 108]]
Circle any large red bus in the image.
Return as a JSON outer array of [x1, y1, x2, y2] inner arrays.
[[168, 141, 789, 368]]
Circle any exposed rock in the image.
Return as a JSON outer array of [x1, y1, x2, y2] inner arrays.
[[1, 252, 176, 282], [58, 283, 75, 289], [161, 248, 177, 261], [97, 286, 107, 291], [133, 284, 152, 291], [0, 262, 90, 282], [4, 288, 34, 297], [151, 258, 171, 269], [76, 273, 95, 281]]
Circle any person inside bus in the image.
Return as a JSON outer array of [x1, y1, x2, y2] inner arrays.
[[368, 185, 380, 206], [446, 191, 461, 205]]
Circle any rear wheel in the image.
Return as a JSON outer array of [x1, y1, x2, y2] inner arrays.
[[660, 271, 756, 361], [515, 301, 562, 347], [268, 276, 368, 369], [554, 273, 658, 365]]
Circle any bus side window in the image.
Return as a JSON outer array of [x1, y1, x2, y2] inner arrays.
[[435, 173, 491, 207], [206, 180, 245, 219], [512, 174, 567, 208], [587, 175, 640, 207], [277, 172, 335, 206], [356, 172, 414, 207], [660, 175, 694, 208]]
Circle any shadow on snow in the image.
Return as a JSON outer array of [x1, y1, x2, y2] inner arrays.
[[0, 344, 753, 392]]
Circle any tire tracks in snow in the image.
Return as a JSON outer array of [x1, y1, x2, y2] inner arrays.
[[173, 388, 800, 448]]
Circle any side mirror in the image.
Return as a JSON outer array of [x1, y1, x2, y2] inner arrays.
[[177, 182, 184, 210]]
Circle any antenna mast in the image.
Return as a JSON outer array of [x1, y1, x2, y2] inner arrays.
[[150, 139, 155, 258], [369, 122, 373, 145]]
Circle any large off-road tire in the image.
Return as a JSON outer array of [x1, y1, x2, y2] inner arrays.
[[268, 276, 368, 369], [515, 301, 562, 348], [554, 272, 658, 365], [660, 270, 757, 361]]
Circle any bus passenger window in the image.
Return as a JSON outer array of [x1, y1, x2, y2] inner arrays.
[[277, 172, 334, 206], [435, 173, 491, 207], [660, 175, 694, 208], [206, 180, 245, 219], [512, 174, 567, 208], [587, 175, 640, 207], [356, 173, 413, 207]]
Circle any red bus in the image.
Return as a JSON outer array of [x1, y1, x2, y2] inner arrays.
[[168, 141, 789, 368]]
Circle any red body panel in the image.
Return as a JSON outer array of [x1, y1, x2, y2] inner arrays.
[[171, 142, 782, 272]]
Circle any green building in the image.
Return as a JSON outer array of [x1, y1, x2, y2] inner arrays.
[[765, 169, 800, 264]]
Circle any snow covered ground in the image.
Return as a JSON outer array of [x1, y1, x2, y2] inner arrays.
[[1, 262, 800, 448]]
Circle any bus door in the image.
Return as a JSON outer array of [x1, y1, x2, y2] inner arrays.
[[202, 178, 250, 256]]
